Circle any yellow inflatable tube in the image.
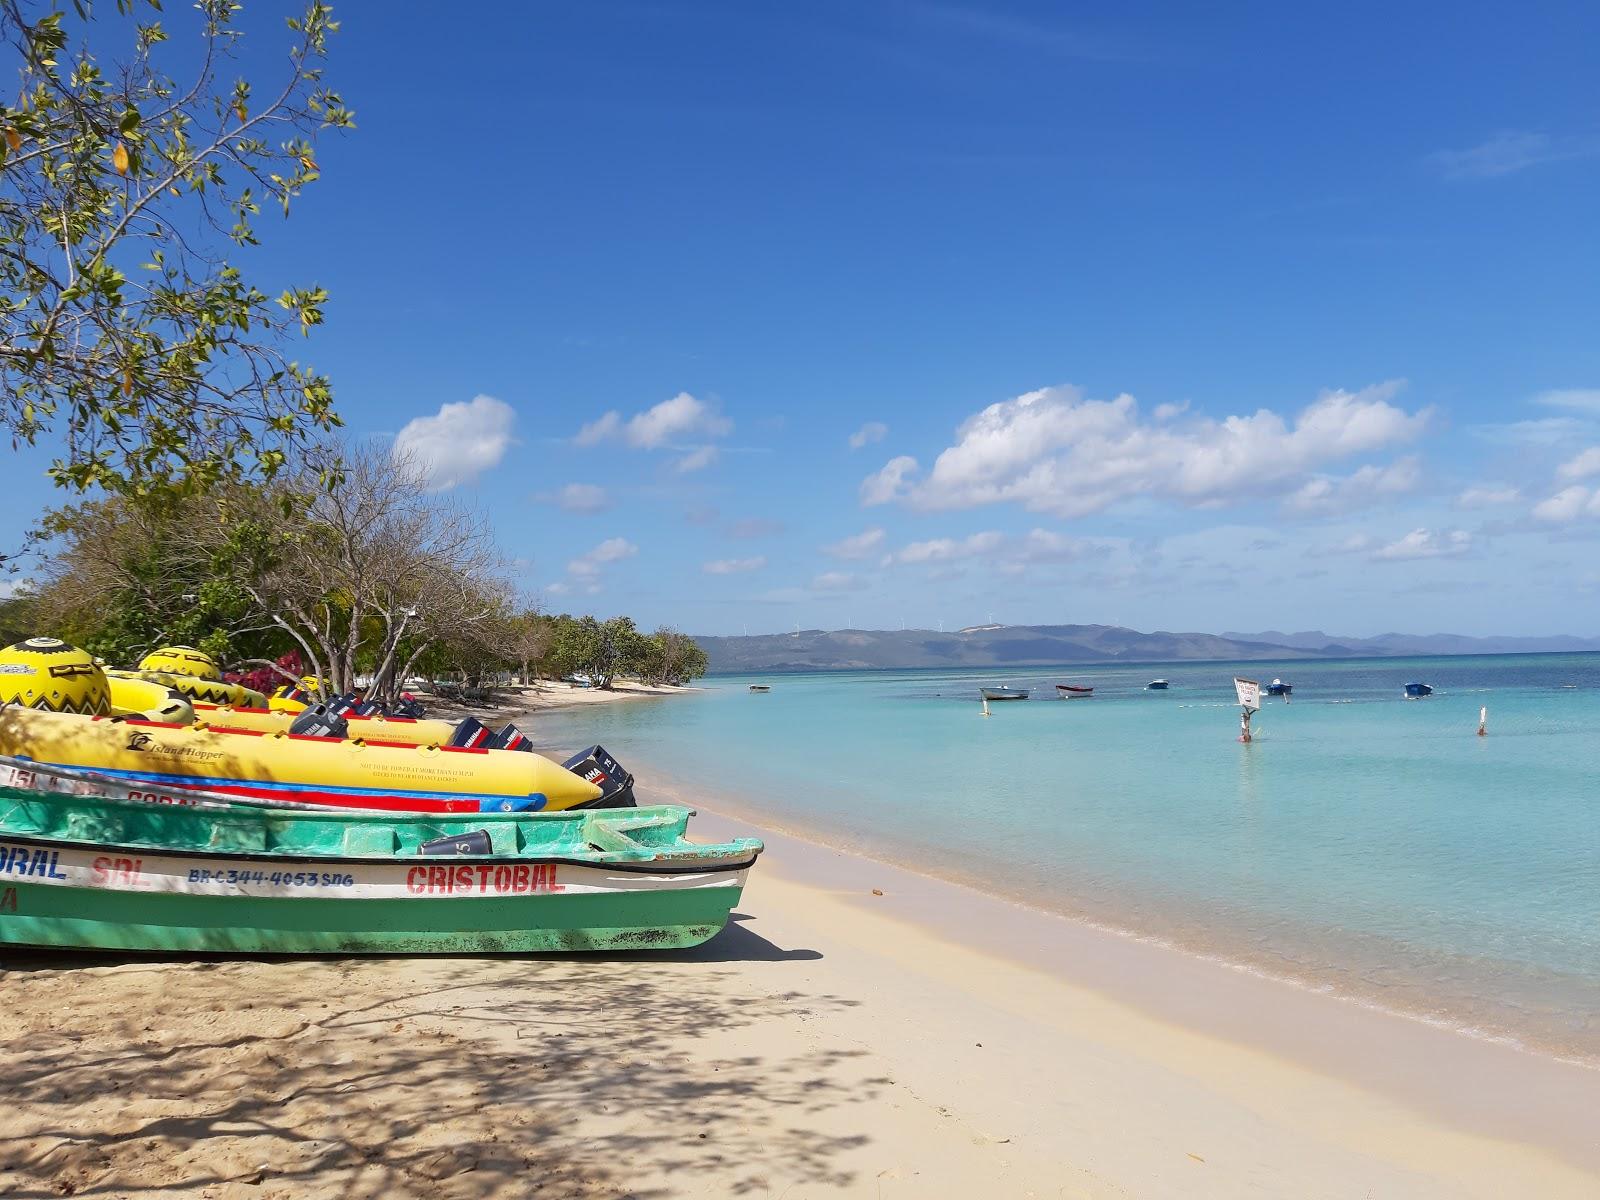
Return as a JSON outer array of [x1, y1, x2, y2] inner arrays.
[[106, 675, 195, 725], [109, 669, 269, 710], [193, 704, 459, 747], [0, 708, 601, 813]]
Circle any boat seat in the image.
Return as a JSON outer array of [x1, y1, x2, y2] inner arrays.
[[206, 822, 269, 852], [342, 826, 400, 856]]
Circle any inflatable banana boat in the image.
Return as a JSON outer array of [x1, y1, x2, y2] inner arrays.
[[193, 703, 459, 746], [106, 674, 196, 725], [0, 707, 604, 813]]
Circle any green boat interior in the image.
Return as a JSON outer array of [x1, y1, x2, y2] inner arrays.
[[0, 787, 762, 866]]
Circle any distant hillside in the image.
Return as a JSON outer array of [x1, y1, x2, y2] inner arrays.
[[1221, 630, 1600, 656], [696, 623, 1600, 673]]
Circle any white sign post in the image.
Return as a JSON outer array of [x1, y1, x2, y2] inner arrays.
[[1234, 677, 1260, 742]]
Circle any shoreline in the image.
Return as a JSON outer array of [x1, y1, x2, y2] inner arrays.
[[604, 742, 1600, 1071], [617, 753, 1600, 1180]]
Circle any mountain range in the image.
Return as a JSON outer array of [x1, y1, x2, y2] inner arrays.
[[695, 624, 1600, 673]]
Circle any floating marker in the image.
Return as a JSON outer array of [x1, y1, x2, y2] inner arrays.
[[1478, 705, 1487, 737]]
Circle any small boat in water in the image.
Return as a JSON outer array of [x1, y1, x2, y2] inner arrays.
[[1266, 679, 1292, 697], [1146, 679, 1169, 690], [1055, 684, 1094, 698], [979, 687, 1029, 701], [748, 684, 771, 693], [0, 785, 760, 954], [1404, 682, 1434, 698]]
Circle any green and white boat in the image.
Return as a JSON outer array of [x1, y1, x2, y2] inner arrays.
[[0, 786, 761, 954]]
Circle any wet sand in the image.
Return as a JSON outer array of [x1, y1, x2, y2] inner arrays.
[[2, 776, 1597, 1196]]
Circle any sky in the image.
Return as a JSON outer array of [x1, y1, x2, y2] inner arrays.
[[10, 1, 1600, 637]]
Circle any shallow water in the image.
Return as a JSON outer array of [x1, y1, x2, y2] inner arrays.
[[534, 654, 1600, 1062]]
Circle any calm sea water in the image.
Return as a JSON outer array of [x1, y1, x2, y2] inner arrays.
[[534, 654, 1600, 1061]]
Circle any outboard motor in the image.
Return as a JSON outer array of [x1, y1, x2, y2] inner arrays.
[[561, 745, 636, 809], [391, 693, 426, 719], [484, 722, 533, 752], [288, 703, 349, 740], [446, 717, 492, 748]]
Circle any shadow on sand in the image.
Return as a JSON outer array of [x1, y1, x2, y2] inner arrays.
[[0, 917, 861, 1198]]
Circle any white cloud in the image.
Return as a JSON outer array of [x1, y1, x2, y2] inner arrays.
[[1371, 528, 1472, 561], [860, 455, 919, 506], [545, 483, 609, 513], [1472, 416, 1592, 446], [823, 527, 886, 559], [811, 571, 869, 592], [1533, 486, 1600, 523], [1455, 484, 1520, 508], [1285, 456, 1421, 515], [674, 445, 719, 474], [848, 421, 889, 450], [392, 394, 516, 490], [567, 537, 638, 578], [1425, 131, 1600, 180], [1534, 389, 1600, 414], [1557, 447, 1600, 481], [703, 556, 766, 575], [863, 381, 1430, 518], [880, 528, 1097, 569], [886, 531, 1006, 565], [577, 392, 732, 449], [1152, 400, 1189, 422]]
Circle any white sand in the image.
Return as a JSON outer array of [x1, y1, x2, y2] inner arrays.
[[4, 792, 1597, 1198]]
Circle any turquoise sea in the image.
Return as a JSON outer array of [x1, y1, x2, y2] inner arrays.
[[534, 654, 1600, 1062]]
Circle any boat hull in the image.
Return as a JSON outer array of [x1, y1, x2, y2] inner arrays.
[[0, 850, 747, 954], [979, 689, 1028, 701], [1055, 685, 1093, 697], [0, 790, 758, 954]]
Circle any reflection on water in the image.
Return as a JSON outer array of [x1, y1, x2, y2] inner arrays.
[[536, 654, 1600, 1062]]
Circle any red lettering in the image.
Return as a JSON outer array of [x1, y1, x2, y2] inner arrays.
[[512, 864, 530, 894], [453, 866, 473, 891], [428, 865, 447, 893], [91, 856, 110, 884], [477, 865, 493, 893], [547, 866, 563, 893], [406, 866, 425, 894], [493, 865, 512, 893]]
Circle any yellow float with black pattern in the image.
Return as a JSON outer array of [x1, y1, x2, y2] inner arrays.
[[137, 646, 223, 681], [105, 674, 196, 725], [112, 668, 269, 710], [0, 637, 111, 716]]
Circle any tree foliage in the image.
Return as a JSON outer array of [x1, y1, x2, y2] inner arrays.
[[27, 443, 511, 703], [0, 0, 353, 496]]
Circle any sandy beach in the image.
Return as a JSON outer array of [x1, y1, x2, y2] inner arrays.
[[422, 680, 697, 721], [3, 753, 1597, 1199]]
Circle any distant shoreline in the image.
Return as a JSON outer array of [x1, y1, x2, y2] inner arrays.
[[701, 645, 1600, 677]]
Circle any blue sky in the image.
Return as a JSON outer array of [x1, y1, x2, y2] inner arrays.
[[13, 2, 1600, 636]]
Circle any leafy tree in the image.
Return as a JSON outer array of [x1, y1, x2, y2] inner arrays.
[[0, 0, 353, 496], [636, 626, 707, 686]]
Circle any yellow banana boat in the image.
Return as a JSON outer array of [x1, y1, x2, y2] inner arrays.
[[106, 674, 196, 725], [193, 703, 459, 747], [109, 669, 269, 710], [0, 707, 602, 814]]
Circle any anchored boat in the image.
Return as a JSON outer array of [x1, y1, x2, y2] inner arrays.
[[979, 687, 1029, 701], [1146, 679, 1169, 690], [1404, 682, 1434, 698], [0, 786, 760, 954], [1055, 684, 1094, 698], [1266, 679, 1293, 697]]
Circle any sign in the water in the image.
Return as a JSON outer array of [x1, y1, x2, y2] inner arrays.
[[1234, 677, 1261, 711]]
